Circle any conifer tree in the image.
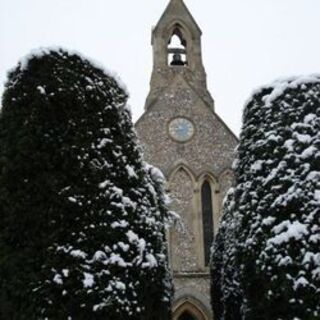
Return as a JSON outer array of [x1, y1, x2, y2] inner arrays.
[[211, 189, 241, 320], [0, 48, 172, 319], [234, 76, 320, 319]]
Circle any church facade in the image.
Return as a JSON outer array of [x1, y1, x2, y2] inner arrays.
[[135, 0, 238, 319]]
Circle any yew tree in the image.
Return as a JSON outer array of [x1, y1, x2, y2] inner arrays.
[[0, 48, 172, 320]]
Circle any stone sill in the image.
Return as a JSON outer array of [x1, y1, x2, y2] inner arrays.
[[173, 272, 210, 278]]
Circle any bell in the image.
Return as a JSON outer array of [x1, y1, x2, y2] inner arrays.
[[171, 53, 185, 66]]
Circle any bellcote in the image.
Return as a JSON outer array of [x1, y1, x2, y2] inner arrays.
[[151, 0, 202, 69], [145, 0, 214, 110]]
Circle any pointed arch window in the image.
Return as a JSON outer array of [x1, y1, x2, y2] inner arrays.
[[167, 25, 187, 66], [201, 180, 214, 266]]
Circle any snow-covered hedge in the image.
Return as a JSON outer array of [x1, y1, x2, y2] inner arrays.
[[0, 48, 172, 319], [235, 75, 320, 319], [211, 75, 320, 320]]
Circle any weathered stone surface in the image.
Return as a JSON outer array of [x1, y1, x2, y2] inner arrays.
[[169, 167, 198, 272], [137, 78, 237, 178]]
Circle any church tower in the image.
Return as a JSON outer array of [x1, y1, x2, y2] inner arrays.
[[135, 0, 238, 319]]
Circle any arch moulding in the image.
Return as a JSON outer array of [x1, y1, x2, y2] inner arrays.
[[172, 295, 211, 320], [163, 19, 195, 42], [168, 163, 196, 186]]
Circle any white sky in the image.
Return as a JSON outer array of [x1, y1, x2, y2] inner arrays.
[[1, 0, 320, 135]]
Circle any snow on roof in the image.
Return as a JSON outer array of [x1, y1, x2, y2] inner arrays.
[[15, 46, 128, 95]]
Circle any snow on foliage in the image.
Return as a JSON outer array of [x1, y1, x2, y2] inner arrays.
[[210, 189, 241, 320], [15, 46, 128, 94], [0, 48, 172, 319], [232, 75, 320, 319]]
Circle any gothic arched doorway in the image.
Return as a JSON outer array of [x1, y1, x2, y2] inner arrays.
[[178, 311, 197, 320], [173, 300, 207, 320]]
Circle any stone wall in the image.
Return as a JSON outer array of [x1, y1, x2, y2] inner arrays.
[[137, 82, 237, 179]]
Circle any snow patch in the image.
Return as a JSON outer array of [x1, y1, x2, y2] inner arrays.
[[16, 46, 128, 94], [83, 273, 94, 288], [268, 221, 308, 246]]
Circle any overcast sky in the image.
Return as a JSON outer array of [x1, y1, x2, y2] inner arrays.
[[1, 0, 320, 135]]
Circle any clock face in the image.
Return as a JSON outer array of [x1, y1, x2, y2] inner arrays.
[[169, 117, 195, 142]]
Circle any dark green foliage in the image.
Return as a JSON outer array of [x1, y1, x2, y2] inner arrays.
[[0, 48, 172, 319], [211, 189, 241, 320], [234, 77, 320, 319], [211, 76, 320, 320], [211, 226, 225, 320]]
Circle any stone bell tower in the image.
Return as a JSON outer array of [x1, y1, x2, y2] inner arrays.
[[135, 0, 238, 319]]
